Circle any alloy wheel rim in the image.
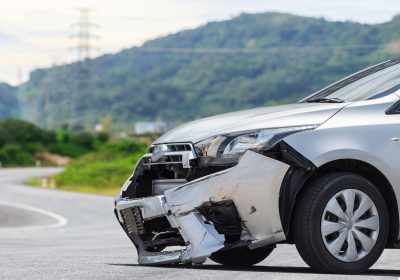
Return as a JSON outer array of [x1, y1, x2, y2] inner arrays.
[[321, 189, 379, 262]]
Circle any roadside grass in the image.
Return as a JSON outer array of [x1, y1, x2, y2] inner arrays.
[[26, 141, 147, 196]]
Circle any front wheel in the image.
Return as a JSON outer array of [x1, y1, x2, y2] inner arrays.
[[209, 246, 274, 266], [293, 172, 389, 274]]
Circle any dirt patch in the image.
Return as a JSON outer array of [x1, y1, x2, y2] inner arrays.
[[35, 152, 71, 166]]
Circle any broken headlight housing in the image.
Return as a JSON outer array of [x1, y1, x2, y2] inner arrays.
[[194, 125, 319, 165]]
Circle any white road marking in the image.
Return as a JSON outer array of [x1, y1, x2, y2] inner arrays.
[[0, 199, 68, 232]]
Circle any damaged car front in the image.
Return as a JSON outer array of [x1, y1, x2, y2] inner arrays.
[[114, 102, 346, 266]]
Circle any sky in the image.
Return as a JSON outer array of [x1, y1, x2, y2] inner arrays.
[[0, 0, 399, 85]]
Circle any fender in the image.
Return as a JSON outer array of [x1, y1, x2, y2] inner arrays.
[[263, 141, 316, 240]]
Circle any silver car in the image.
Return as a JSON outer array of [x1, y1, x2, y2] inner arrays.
[[114, 58, 400, 274]]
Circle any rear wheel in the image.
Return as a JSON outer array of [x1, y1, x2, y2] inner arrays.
[[293, 172, 389, 274], [209, 246, 274, 266]]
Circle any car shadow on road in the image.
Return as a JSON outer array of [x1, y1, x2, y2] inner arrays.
[[107, 263, 400, 277]]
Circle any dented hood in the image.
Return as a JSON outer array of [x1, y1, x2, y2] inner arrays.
[[154, 102, 346, 144]]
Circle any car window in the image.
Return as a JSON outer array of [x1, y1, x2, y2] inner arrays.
[[303, 59, 400, 102]]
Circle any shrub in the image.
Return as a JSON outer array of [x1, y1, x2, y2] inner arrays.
[[0, 144, 34, 166], [0, 119, 48, 144], [48, 142, 89, 158], [71, 132, 95, 149], [101, 140, 145, 154], [23, 142, 46, 154], [96, 132, 109, 143]]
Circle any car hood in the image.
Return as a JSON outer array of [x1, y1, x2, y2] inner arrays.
[[154, 102, 347, 144]]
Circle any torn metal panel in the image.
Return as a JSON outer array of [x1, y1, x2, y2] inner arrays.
[[115, 150, 290, 264], [137, 250, 183, 265], [116, 195, 165, 221], [173, 212, 225, 261], [165, 150, 290, 245]]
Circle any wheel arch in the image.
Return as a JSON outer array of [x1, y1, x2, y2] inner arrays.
[[281, 158, 399, 247]]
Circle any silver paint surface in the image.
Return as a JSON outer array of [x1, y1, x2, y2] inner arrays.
[[154, 103, 346, 144], [286, 93, 400, 239]]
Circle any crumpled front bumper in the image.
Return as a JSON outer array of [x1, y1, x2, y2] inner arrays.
[[115, 151, 290, 265]]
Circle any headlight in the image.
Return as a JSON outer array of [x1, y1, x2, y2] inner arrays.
[[194, 125, 318, 165]]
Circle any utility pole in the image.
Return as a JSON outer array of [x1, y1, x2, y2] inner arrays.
[[70, 8, 99, 130], [72, 9, 99, 61]]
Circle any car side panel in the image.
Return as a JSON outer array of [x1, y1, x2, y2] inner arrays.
[[285, 94, 400, 239]]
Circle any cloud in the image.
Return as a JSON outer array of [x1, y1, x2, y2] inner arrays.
[[0, 32, 21, 45], [0, 0, 399, 84]]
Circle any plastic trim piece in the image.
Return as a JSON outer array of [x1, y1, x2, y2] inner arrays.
[[385, 100, 400, 115]]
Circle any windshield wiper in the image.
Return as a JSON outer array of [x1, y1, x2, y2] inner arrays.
[[306, 97, 345, 103]]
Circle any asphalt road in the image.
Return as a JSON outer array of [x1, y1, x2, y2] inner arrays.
[[1, 168, 400, 280]]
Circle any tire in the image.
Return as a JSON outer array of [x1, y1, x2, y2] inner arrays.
[[293, 172, 389, 274], [209, 246, 274, 266]]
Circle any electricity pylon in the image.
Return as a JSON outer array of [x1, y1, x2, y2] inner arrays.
[[70, 8, 99, 130]]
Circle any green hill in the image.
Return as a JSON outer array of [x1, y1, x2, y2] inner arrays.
[[0, 83, 18, 119], [17, 12, 400, 129]]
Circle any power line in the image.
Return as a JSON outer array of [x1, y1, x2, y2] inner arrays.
[[135, 44, 392, 55], [98, 15, 208, 21]]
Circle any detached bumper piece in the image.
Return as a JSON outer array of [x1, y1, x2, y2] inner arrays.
[[115, 193, 189, 265], [115, 150, 291, 265]]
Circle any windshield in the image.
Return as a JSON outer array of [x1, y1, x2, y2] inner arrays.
[[303, 58, 400, 103]]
